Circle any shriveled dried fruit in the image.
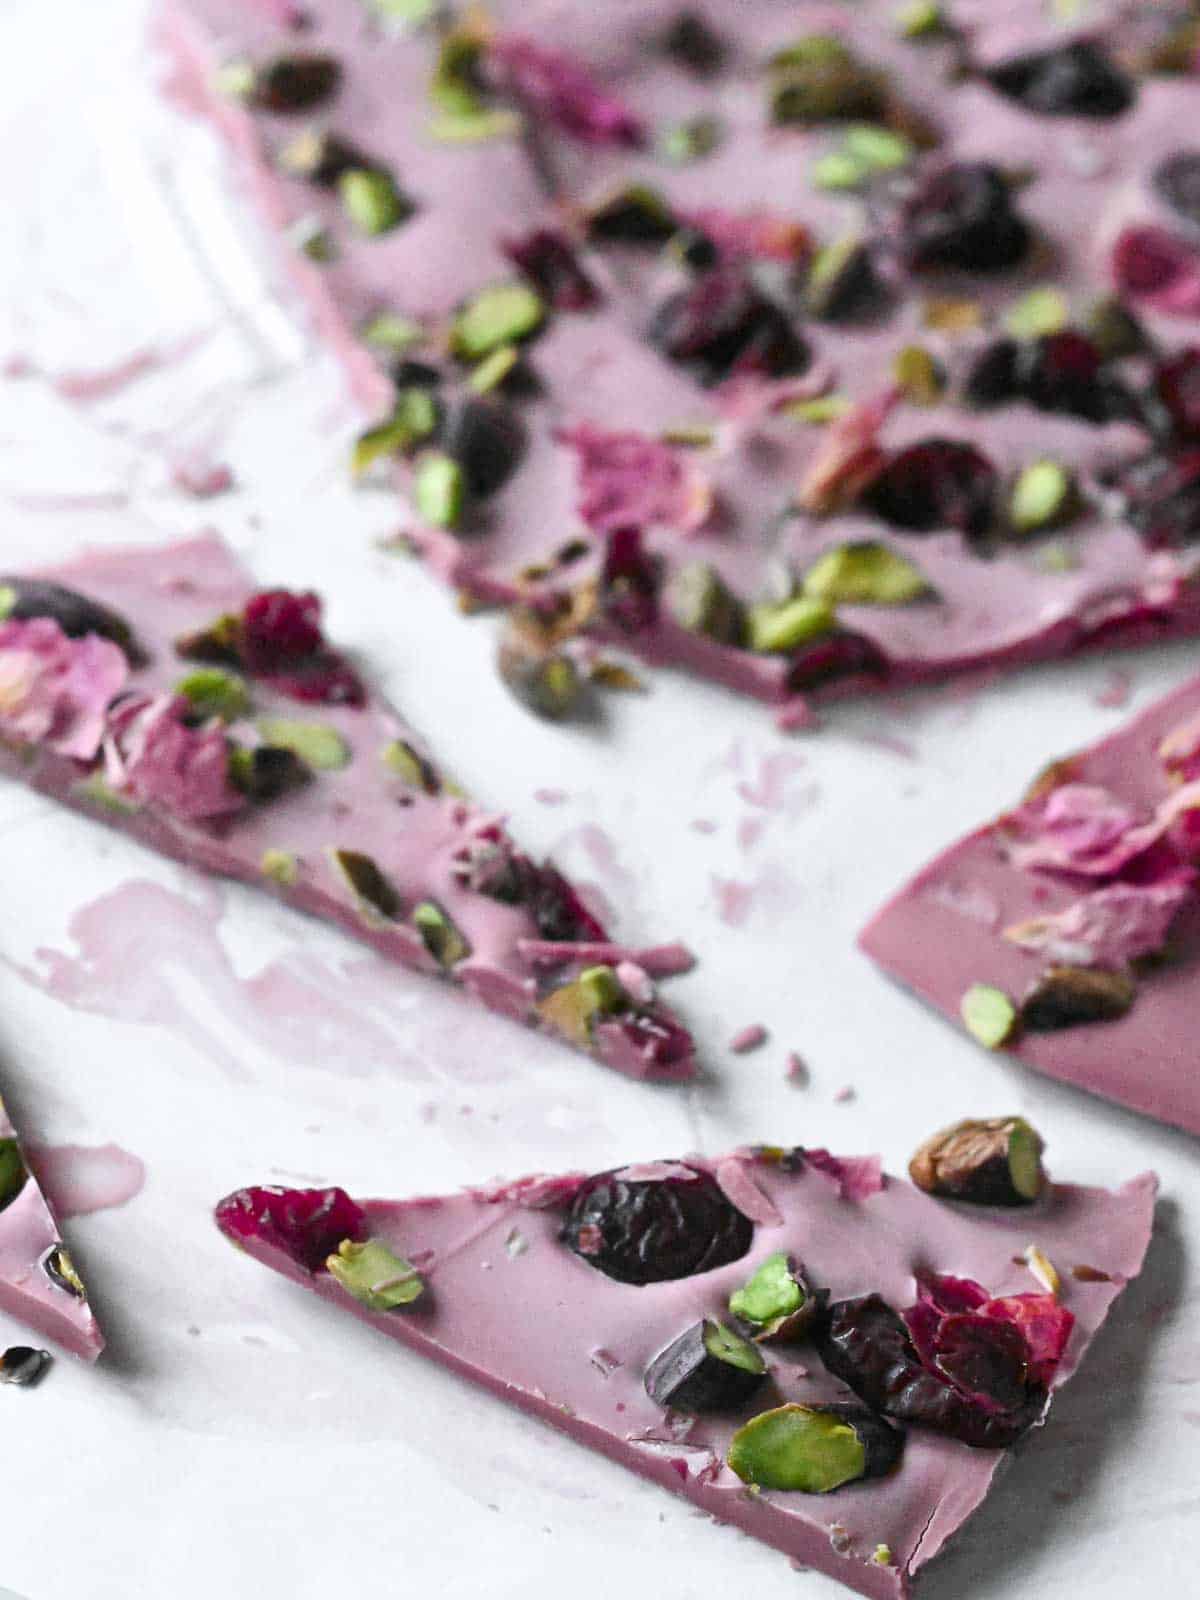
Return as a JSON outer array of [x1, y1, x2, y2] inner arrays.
[[986, 41, 1133, 119], [649, 264, 808, 385], [561, 1162, 753, 1284], [228, 744, 311, 802], [236, 53, 342, 113], [441, 397, 526, 498], [0, 577, 142, 661], [804, 237, 886, 323], [864, 439, 997, 538], [1121, 449, 1200, 549], [666, 561, 747, 645], [768, 35, 884, 126], [502, 228, 599, 311], [644, 1318, 766, 1412], [584, 183, 676, 245], [729, 1251, 817, 1341], [1020, 965, 1135, 1030], [0, 1346, 51, 1387], [661, 11, 725, 75], [900, 163, 1030, 274], [728, 1403, 902, 1492], [909, 1117, 1046, 1206]]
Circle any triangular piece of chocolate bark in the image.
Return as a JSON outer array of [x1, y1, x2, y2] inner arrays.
[[0, 1094, 103, 1361], [214, 1139, 1155, 1598], [0, 535, 694, 1079], [860, 671, 1200, 1134]]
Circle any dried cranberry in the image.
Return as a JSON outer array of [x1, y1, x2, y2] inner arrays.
[[1153, 151, 1200, 228], [815, 1293, 1046, 1447], [964, 338, 1022, 408], [561, 1163, 753, 1284], [215, 1185, 366, 1272], [787, 632, 888, 693], [864, 438, 997, 538], [243, 590, 324, 666], [266, 657, 366, 707], [1156, 348, 1200, 439], [528, 861, 607, 943], [600, 525, 661, 632], [503, 229, 600, 311], [661, 11, 725, 76], [441, 397, 527, 498], [1022, 329, 1133, 424], [1120, 449, 1200, 547], [986, 40, 1133, 118], [900, 163, 1030, 274], [648, 264, 808, 386]]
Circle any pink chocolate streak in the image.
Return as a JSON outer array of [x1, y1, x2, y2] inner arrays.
[[27, 1143, 146, 1219]]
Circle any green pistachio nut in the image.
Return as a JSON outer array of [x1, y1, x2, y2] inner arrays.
[[537, 964, 626, 1047], [729, 1252, 811, 1340], [0, 1138, 28, 1213], [360, 312, 426, 353], [658, 115, 722, 165], [960, 983, 1017, 1049], [802, 541, 931, 606], [256, 719, 350, 771], [666, 561, 748, 645], [451, 282, 545, 361], [728, 1405, 867, 1493], [747, 594, 835, 654], [326, 1237, 424, 1310], [260, 848, 300, 887], [352, 388, 439, 477], [1009, 459, 1077, 534], [892, 344, 944, 405], [894, 1, 944, 39], [412, 900, 471, 968], [842, 123, 913, 172], [331, 848, 402, 921], [339, 167, 412, 236], [174, 668, 251, 723], [414, 451, 465, 528], [380, 739, 440, 792]]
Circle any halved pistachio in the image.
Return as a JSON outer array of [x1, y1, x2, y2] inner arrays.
[[728, 1403, 902, 1493], [338, 167, 412, 236], [174, 668, 251, 723], [909, 1116, 1046, 1206], [1085, 296, 1146, 359], [666, 561, 747, 645], [468, 344, 521, 395], [892, 344, 944, 405], [784, 394, 853, 425], [450, 283, 545, 361], [497, 614, 584, 721], [256, 718, 350, 771], [326, 1237, 424, 1310], [811, 150, 870, 191], [537, 965, 625, 1047], [960, 983, 1017, 1049], [380, 739, 441, 793], [1004, 286, 1069, 339], [584, 183, 676, 245], [0, 1138, 28, 1214], [729, 1252, 816, 1341], [42, 1244, 85, 1299], [644, 1319, 767, 1412], [359, 311, 426, 353], [427, 107, 523, 143], [894, 1, 945, 39], [228, 745, 311, 802], [351, 388, 439, 477], [260, 848, 300, 887], [1009, 460, 1077, 534], [768, 36, 884, 125], [413, 451, 465, 528], [658, 115, 722, 165], [331, 849, 402, 921], [804, 237, 882, 322], [747, 594, 835, 654], [802, 542, 931, 605], [412, 900, 471, 968], [843, 122, 913, 172], [1020, 965, 1134, 1030]]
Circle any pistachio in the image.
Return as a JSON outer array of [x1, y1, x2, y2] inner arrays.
[[174, 668, 251, 723], [0, 1346, 52, 1387], [871, 1545, 895, 1568], [1009, 460, 1078, 534], [804, 237, 884, 322], [1020, 965, 1134, 1030], [1023, 1243, 1061, 1296], [256, 718, 350, 771], [450, 283, 545, 361], [894, 1, 944, 38], [729, 1252, 816, 1341], [922, 296, 983, 333], [892, 344, 944, 405], [769, 37, 884, 126], [802, 541, 931, 605], [380, 739, 441, 793], [413, 451, 465, 528], [1085, 296, 1146, 359], [427, 107, 524, 143], [960, 983, 1017, 1049], [843, 122, 913, 172], [468, 344, 520, 395], [1004, 286, 1069, 339], [497, 613, 584, 720], [430, 24, 486, 117], [747, 595, 836, 654], [644, 1318, 767, 1412], [351, 388, 439, 476], [909, 1116, 1046, 1205], [73, 773, 141, 814], [359, 312, 426, 353], [42, 1244, 85, 1299], [260, 848, 300, 887], [728, 1403, 902, 1493], [0, 1138, 28, 1214], [368, 0, 436, 25], [412, 900, 471, 968], [811, 151, 871, 192], [666, 561, 748, 645], [584, 183, 676, 245], [537, 964, 625, 1047], [228, 745, 311, 802], [658, 115, 722, 165], [331, 848, 402, 920], [326, 1237, 424, 1310], [338, 167, 412, 236], [784, 394, 853, 424]]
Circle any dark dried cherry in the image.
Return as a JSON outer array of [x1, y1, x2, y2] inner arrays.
[[1121, 449, 1200, 547], [648, 264, 808, 386], [1156, 348, 1200, 439], [561, 1163, 753, 1284], [600, 525, 661, 632], [1153, 151, 1200, 228], [985, 40, 1133, 118], [900, 163, 1030, 274], [0, 577, 143, 662], [503, 229, 600, 311], [864, 438, 997, 538]]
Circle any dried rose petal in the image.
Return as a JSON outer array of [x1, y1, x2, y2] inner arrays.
[[0, 618, 128, 762], [489, 35, 644, 147], [559, 422, 711, 534], [1112, 226, 1200, 317]]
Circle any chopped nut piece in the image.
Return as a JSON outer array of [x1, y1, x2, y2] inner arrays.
[[414, 451, 465, 528], [1020, 965, 1135, 1030], [1004, 286, 1069, 339], [412, 900, 471, 968], [0, 1138, 28, 1212], [728, 1404, 902, 1492], [326, 1237, 424, 1310], [960, 983, 1017, 1049], [497, 612, 584, 720], [1009, 460, 1077, 534], [380, 739, 440, 793], [331, 848, 402, 921], [174, 668, 251, 722], [892, 344, 943, 405], [729, 1252, 816, 1341], [1023, 1243, 1061, 1296], [666, 561, 747, 645], [748, 595, 836, 654], [909, 1117, 1046, 1205], [338, 167, 412, 236], [537, 965, 625, 1047], [450, 282, 545, 361], [260, 848, 300, 887], [802, 542, 931, 606]]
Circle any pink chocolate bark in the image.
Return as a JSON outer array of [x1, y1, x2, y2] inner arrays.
[[157, 0, 1200, 713], [861, 671, 1200, 1134], [0, 535, 695, 1080], [0, 1096, 103, 1360], [214, 1144, 1156, 1599]]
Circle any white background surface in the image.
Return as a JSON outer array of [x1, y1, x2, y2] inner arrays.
[[0, 3, 1196, 1597]]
